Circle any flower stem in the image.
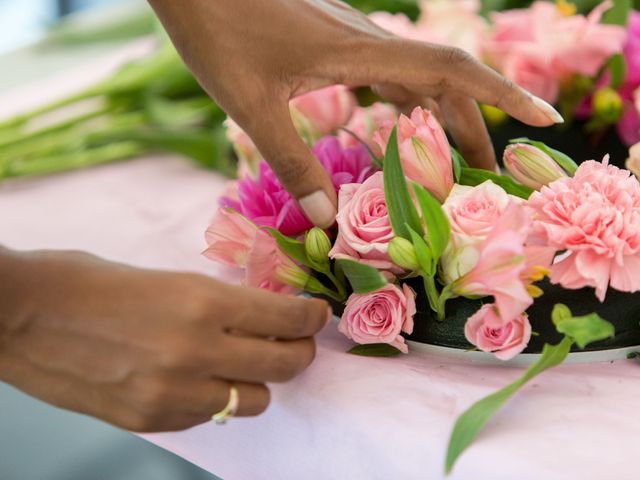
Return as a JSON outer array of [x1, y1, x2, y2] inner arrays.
[[423, 275, 440, 316]]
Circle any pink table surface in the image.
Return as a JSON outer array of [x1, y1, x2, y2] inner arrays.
[[2, 43, 640, 480]]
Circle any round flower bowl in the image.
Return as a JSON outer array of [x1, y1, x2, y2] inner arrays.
[[329, 279, 640, 364]]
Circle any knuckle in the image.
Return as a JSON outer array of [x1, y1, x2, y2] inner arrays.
[[435, 46, 472, 66], [160, 340, 199, 369], [267, 349, 304, 382], [286, 302, 314, 337], [495, 77, 517, 109]]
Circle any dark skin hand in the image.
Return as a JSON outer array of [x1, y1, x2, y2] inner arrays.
[[0, 249, 328, 432], [0, 0, 563, 433], [149, 0, 563, 227]]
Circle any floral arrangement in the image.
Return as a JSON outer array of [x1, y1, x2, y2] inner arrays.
[[204, 80, 640, 471], [371, 0, 640, 155]]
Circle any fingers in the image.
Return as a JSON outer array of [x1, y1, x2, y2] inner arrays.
[[196, 379, 271, 418], [211, 336, 316, 383], [356, 39, 564, 127], [228, 286, 330, 340], [438, 92, 496, 171], [237, 98, 337, 228]]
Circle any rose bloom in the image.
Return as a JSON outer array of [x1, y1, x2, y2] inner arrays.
[[339, 284, 416, 354], [329, 171, 400, 272], [338, 102, 397, 156], [290, 85, 356, 137], [527, 157, 640, 301], [485, 1, 626, 104], [440, 181, 516, 284], [221, 136, 372, 236], [464, 304, 532, 360]]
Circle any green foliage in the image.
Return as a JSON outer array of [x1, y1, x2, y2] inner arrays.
[[445, 337, 573, 474], [336, 259, 388, 294], [383, 127, 424, 240], [412, 183, 450, 263], [348, 343, 402, 356], [459, 167, 534, 199]]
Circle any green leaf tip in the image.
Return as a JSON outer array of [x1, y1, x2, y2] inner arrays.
[[336, 258, 388, 294]]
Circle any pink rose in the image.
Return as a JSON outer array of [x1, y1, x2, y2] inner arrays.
[[329, 171, 399, 272], [338, 102, 397, 156], [464, 304, 532, 360], [339, 284, 416, 354], [527, 157, 640, 301], [291, 85, 356, 136], [440, 181, 515, 283]]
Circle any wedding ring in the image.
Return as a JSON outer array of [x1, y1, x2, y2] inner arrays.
[[212, 384, 239, 425]]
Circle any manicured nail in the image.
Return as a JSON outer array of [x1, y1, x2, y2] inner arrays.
[[299, 190, 337, 228], [531, 95, 564, 124]]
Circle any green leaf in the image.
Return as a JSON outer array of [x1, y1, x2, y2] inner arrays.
[[445, 337, 573, 474], [608, 54, 627, 90], [348, 343, 402, 357], [407, 225, 434, 277], [451, 147, 467, 182], [602, 0, 631, 26], [459, 167, 534, 199], [555, 313, 615, 349], [266, 228, 314, 268], [551, 304, 573, 327], [383, 126, 423, 240], [336, 259, 388, 294], [508, 138, 578, 175], [412, 183, 450, 262]]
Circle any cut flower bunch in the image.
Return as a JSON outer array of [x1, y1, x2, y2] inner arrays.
[[204, 83, 640, 472]]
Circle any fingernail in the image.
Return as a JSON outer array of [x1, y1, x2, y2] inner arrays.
[[299, 190, 337, 228], [326, 306, 334, 326], [531, 95, 564, 124]]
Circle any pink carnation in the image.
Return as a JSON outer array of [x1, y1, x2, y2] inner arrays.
[[329, 171, 400, 272], [221, 136, 372, 236], [464, 304, 532, 360], [339, 284, 416, 354], [527, 157, 640, 301]]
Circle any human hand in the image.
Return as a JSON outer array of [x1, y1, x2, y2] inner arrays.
[[149, 0, 563, 228], [0, 249, 329, 432]]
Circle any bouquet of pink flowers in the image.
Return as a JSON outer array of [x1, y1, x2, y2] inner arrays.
[[203, 82, 640, 472], [372, 0, 640, 160]]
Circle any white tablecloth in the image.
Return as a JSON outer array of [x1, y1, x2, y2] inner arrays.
[[2, 42, 640, 480]]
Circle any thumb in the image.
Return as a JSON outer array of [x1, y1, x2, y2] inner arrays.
[[238, 100, 337, 228]]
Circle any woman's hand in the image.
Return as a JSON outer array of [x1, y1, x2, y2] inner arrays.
[[149, 0, 563, 228], [0, 249, 328, 432]]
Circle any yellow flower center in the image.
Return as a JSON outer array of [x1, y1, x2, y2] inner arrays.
[[556, 0, 577, 17]]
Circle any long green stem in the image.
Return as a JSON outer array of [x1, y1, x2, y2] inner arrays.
[[324, 266, 347, 301], [423, 275, 440, 315]]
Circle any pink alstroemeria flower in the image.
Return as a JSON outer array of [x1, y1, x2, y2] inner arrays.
[[452, 203, 535, 323]]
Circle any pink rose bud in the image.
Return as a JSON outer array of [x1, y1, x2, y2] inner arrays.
[[290, 85, 357, 137], [338, 284, 416, 354], [388, 237, 419, 271], [305, 227, 332, 264], [626, 142, 640, 178], [503, 143, 568, 190], [338, 102, 398, 155], [397, 107, 454, 202], [464, 304, 532, 361]]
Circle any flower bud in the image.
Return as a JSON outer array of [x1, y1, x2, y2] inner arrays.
[[592, 87, 623, 123], [305, 227, 331, 264], [503, 144, 568, 190], [388, 237, 419, 271], [276, 261, 311, 290]]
